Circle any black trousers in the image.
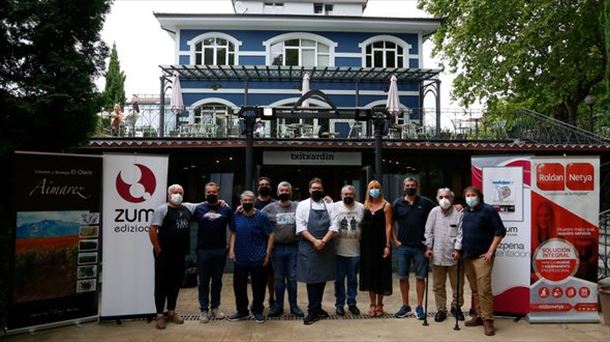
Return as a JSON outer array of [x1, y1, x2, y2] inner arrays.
[[154, 251, 185, 314], [233, 263, 267, 315], [306, 282, 327, 315]]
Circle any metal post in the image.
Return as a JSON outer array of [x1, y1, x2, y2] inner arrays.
[[244, 110, 256, 191], [159, 76, 166, 137], [435, 80, 441, 138], [373, 116, 385, 181]]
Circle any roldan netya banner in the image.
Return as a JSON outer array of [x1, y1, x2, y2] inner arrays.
[[101, 154, 168, 318], [9, 152, 102, 332], [529, 156, 599, 323], [472, 156, 531, 315]]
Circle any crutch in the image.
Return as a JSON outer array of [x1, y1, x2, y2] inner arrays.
[[422, 254, 430, 326], [454, 257, 461, 331]]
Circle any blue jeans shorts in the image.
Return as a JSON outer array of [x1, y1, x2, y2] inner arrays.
[[397, 246, 427, 279]]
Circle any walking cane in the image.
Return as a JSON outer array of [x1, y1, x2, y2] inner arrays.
[[454, 257, 461, 331], [422, 254, 430, 326]]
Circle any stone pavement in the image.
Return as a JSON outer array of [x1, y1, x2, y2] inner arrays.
[[6, 275, 610, 341]]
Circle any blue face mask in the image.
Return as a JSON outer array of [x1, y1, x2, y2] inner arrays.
[[465, 196, 479, 207], [369, 189, 381, 199]]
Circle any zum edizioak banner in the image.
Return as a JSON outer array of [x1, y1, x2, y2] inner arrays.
[[9, 152, 102, 332], [529, 156, 600, 323]]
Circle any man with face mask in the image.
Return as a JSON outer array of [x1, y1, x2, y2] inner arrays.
[[192, 182, 234, 323], [424, 188, 464, 322], [255, 176, 276, 308], [149, 184, 197, 329], [295, 178, 338, 325], [261, 181, 305, 317], [332, 184, 365, 316], [460, 186, 505, 336], [392, 177, 435, 320]]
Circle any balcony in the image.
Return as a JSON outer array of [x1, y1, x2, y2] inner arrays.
[[92, 107, 610, 147]]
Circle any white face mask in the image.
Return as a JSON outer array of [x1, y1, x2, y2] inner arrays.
[[465, 196, 479, 207], [438, 198, 451, 209], [170, 193, 183, 205]]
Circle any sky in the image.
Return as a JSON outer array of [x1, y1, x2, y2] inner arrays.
[[96, 0, 465, 110]]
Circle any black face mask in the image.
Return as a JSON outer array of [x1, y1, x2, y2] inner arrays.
[[278, 193, 290, 201], [343, 196, 354, 205], [258, 186, 272, 196], [242, 203, 254, 212], [311, 190, 324, 201], [404, 188, 417, 196], [206, 194, 218, 203]]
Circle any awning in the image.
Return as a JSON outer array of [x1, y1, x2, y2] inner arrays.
[[159, 65, 442, 83]]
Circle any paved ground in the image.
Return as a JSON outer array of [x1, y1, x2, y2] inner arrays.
[[6, 275, 610, 341]]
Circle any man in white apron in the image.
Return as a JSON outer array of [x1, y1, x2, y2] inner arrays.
[[295, 178, 338, 325]]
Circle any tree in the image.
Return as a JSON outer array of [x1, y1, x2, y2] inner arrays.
[[418, 0, 606, 125], [0, 0, 111, 155], [102, 43, 126, 110]]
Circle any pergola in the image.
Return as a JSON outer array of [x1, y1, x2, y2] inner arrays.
[[158, 65, 442, 136]]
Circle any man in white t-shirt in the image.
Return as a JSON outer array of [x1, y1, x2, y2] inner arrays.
[[332, 185, 365, 316]]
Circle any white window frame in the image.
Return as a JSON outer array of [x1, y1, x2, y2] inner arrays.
[[314, 3, 333, 15], [358, 35, 411, 68], [263, 32, 337, 66], [263, 2, 284, 14], [190, 98, 239, 124], [188, 32, 242, 66]]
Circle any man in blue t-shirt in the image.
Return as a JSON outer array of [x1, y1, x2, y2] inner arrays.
[[392, 177, 435, 320], [192, 182, 234, 323], [228, 190, 273, 323]]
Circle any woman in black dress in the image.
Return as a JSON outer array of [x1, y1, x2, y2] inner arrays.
[[359, 180, 393, 316]]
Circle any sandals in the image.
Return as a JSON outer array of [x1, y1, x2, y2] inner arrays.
[[375, 304, 385, 317], [368, 304, 376, 317]]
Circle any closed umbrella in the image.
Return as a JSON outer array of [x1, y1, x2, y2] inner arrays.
[[302, 72, 310, 108], [170, 73, 184, 113], [386, 74, 401, 116]]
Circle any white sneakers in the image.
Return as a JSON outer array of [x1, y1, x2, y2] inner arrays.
[[200, 308, 226, 323]]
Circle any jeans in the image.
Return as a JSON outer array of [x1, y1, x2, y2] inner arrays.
[[233, 263, 267, 315], [397, 246, 428, 279], [197, 248, 227, 311], [334, 255, 359, 307], [271, 243, 298, 309]]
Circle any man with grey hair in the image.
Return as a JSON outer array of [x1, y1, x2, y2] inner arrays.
[[332, 184, 365, 316], [228, 190, 273, 323], [424, 187, 465, 322], [149, 184, 197, 329], [262, 181, 305, 317]]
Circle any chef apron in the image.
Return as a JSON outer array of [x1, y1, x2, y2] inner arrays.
[[297, 199, 336, 284]]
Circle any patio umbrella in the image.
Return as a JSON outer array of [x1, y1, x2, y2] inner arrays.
[[302, 72, 310, 108], [170, 73, 184, 113], [386, 74, 401, 117]]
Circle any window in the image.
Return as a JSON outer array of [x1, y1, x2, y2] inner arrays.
[[263, 2, 284, 14], [194, 37, 236, 65], [365, 41, 404, 68], [193, 104, 235, 125], [314, 3, 333, 15], [270, 39, 330, 67]]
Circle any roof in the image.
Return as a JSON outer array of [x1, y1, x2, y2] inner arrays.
[[85, 138, 610, 153], [160, 65, 442, 83], [154, 13, 442, 35]]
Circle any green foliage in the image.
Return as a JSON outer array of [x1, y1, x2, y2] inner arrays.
[[0, 0, 111, 155], [418, 0, 606, 125], [102, 43, 126, 110]]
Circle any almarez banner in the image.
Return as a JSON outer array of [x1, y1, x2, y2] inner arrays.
[[9, 152, 102, 332]]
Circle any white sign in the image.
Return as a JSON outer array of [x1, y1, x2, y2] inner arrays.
[[263, 151, 362, 166], [482, 166, 524, 221], [101, 154, 168, 318]]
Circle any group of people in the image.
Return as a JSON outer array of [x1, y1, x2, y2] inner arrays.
[[148, 176, 506, 336]]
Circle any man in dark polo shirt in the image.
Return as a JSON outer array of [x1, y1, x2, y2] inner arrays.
[[193, 182, 234, 323], [392, 177, 435, 320]]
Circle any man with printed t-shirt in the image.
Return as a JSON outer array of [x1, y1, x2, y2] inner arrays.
[[332, 184, 365, 316], [262, 181, 305, 317], [149, 184, 196, 330], [192, 182, 233, 323]]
